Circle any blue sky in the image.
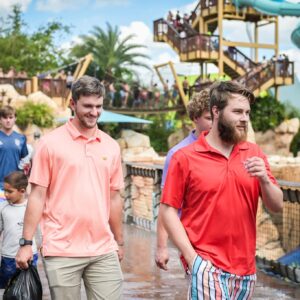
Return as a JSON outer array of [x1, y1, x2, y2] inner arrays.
[[2, 0, 300, 85], [3, 0, 191, 36]]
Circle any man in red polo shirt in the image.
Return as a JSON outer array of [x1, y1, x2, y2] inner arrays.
[[160, 81, 283, 299]]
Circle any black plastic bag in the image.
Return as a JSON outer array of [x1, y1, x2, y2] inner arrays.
[[3, 264, 43, 300]]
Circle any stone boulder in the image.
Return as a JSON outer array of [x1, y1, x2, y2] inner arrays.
[[0, 84, 27, 107], [255, 118, 300, 156], [28, 91, 58, 111], [119, 129, 159, 163]]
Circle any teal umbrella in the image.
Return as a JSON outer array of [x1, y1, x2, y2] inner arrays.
[[56, 110, 152, 124]]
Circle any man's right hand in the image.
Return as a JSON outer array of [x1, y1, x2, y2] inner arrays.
[[155, 246, 169, 270], [15, 246, 33, 269]]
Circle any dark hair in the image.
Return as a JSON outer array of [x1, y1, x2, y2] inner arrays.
[[71, 75, 105, 102], [4, 171, 28, 190], [0, 105, 16, 118], [187, 89, 210, 120], [209, 81, 255, 119]]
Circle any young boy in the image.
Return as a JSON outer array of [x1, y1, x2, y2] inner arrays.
[[0, 171, 38, 288]]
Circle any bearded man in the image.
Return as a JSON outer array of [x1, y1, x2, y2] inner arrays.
[[160, 81, 283, 300]]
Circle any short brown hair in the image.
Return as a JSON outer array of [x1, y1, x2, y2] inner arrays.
[[71, 75, 105, 102], [187, 89, 210, 121], [0, 105, 16, 118], [4, 171, 28, 190], [209, 81, 255, 119]]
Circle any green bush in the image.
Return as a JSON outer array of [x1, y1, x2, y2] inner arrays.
[[16, 101, 54, 129], [290, 129, 300, 156], [143, 115, 176, 153], [251, 93, 285, 132]]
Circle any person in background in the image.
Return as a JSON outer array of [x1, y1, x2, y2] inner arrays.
[[0, 171, 38, 288], [159, 81, 283, 299], [155, 89, 212, 271], [0, 106, 28, 191], [66, 71, 74, 89]]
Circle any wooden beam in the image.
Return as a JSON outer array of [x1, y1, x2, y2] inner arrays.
[[222, 40, 277, 49], [218, 0, 224, 76], [64, 53, 93, 109]]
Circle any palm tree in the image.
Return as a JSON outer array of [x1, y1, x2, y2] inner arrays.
[[70, 23, 150, 81]]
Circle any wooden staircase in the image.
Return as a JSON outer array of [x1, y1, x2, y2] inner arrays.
[[154, 18, 255, 79]]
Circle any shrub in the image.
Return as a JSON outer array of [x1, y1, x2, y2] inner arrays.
[[251, 93, 285, 132], [16, 101, 54, 129]]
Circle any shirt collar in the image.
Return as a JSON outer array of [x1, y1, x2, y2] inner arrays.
[[194, 131, 249, 153], [66, 119, 101, 142]]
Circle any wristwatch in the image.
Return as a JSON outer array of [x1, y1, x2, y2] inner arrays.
[[19, 238, 33, 246]]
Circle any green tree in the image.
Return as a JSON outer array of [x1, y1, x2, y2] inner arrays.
[[251, 93, 285, 132], [0, 4, 69, 76], [70, 23, 150, 81]]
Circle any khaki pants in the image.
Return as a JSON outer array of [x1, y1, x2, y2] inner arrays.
[[43, 251, 123, 300]]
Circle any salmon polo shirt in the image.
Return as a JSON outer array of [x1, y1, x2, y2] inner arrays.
[[29, 120, 124, 257], [161, 131, 278, 276]]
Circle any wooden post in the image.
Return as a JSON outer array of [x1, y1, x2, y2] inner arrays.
[[217, 0, 224, 77], [255, 22, 259, 63], [124, 164, 133, 224], [32, 76, 38, 93], [152, 168, 163, 231], [275, 17, 279, 58]]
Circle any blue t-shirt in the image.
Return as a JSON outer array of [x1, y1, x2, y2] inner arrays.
[[0, 131, 28, 189]]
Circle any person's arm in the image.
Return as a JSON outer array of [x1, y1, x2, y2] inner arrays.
[[155, 210, 169, 270], [109, 189, 124, 261], [15, 184, 47, 269], [155, 150, 173, 270], [245, 156, 283, 212], [160, 204, 197, 270]]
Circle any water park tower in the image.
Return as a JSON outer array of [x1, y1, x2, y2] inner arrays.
[[153, 0, 295, 99]]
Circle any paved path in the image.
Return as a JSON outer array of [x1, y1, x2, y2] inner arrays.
[[1, 224, 300, 299]]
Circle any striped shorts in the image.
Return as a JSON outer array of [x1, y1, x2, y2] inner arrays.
[[188, 255, 256, 300]]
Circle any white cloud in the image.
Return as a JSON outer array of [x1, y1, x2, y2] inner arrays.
[[0, 0, 31, 16], [36, 0, 129, 12], [94, 0, 130, 7], [36, 0, 87, 12]]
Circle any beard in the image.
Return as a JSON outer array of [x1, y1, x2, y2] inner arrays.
[[218, 111, 248, 144], [74, 108, 98, 129]]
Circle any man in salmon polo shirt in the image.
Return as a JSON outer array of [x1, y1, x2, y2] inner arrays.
[[16, 75, 124, 300], [160, 81, 283, 299]]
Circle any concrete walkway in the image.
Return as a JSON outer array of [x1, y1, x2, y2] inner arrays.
[[1, 224, 300, 299]]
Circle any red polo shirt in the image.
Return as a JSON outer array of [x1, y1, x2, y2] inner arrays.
[[161, 131, 277, 275]]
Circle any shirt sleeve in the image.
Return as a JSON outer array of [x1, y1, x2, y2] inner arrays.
[[161, 149, 174, 188], [29, 139, 51, 188], [110, 145, 124, 191], [20, 135, 28, 159], [160, 151, 189, 209]]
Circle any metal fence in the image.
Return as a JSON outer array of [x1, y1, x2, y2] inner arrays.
[[124, 163, 300, 283]]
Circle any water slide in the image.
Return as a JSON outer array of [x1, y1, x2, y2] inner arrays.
[[233, 0, 300, 48]]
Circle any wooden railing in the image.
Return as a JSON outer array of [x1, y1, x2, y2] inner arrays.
[[0, 77, 30, 95], [154, 18, 219, 54], [0, 77, 67, 98], [154, 18, 256, 73], [38, 78, 67, 98], [235, 61, 294, 91], [224, 46, 257, 70]]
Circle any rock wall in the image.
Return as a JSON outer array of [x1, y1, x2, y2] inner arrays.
[[130, 176, 154, 221], [255, 118, 300, 156], [117, 129, 165, 164]]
